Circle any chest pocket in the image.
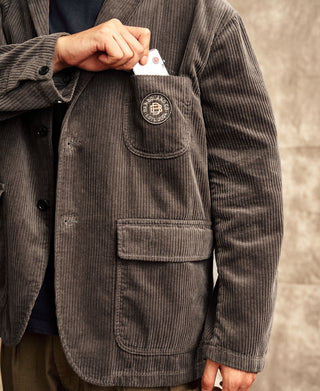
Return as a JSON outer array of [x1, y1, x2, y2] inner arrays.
[[123, 75, 192, 159]]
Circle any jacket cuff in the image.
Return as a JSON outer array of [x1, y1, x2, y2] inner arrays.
[[202, 343, 265, 373], [6, 32, 66, 92], [44, 66, 80, 104], [5, 32, 80, 106]]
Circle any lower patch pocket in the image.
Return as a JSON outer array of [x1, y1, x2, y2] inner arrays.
[[115, 219, 214, 355]]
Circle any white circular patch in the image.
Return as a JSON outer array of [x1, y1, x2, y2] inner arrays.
[[140, 93, 172, 124]]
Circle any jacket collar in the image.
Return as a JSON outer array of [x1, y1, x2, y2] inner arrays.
[[27, 0, 143, 36]]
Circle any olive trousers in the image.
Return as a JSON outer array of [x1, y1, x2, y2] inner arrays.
[[0, 332, 201, 391]]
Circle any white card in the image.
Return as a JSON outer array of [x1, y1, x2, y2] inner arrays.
[[133, 49, 169, 76]]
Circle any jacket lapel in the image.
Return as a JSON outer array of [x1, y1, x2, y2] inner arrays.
[[27, 0, 49, 36], [76, 0, 143, 100], [27, 0, 142, 37], [95, 0, 143, 26], [25, 0, 143, 106]]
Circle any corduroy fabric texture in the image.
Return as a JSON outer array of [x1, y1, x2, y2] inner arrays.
[[1, 332, 202, 390], [0, 0, 283, 387]]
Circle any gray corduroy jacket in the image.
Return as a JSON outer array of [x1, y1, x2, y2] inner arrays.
[[0, 0, 283, 387]]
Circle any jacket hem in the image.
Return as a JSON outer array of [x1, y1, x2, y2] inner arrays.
[[57, 334, 207, 387]]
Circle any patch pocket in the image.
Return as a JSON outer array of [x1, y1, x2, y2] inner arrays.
[[123, 75, 192, 159], [115, 219, 214, 355]]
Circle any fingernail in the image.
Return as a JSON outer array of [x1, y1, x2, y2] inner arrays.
[[140, 55, 148, 65]]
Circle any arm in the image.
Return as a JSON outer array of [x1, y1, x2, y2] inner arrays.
[[200, 14, 283, 389], [0, 14, 150, 122], [0, 32, 77, 121]]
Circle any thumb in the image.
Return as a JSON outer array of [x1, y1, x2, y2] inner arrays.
[[201, 360, 219, 391]]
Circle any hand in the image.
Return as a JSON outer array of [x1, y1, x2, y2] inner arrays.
[[201, 359, 257, 391], [53, 18, 151, 73]]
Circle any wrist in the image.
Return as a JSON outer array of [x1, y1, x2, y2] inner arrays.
[[53, 36, 69, 73]]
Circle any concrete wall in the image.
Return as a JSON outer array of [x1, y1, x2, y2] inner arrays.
[[227, 0, 320, 390], [1, 1, 319, 390]]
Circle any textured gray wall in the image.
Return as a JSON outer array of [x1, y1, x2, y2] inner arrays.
[[228, 0, 320, 390], [1, 1, 319, 390]]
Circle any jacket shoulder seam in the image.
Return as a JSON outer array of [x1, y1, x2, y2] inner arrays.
[[198, 12, 239, 78]]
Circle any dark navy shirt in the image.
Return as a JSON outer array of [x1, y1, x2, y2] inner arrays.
[[49, 0, 105, 34], [27, 0, 104, 335]]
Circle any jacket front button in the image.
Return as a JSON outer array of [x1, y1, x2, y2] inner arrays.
[[39, 66, 49, 75], [35, 126, 48, 137], [37, 199, 50, 211]]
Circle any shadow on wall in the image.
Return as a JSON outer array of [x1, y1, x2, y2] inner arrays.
[[228, 0, 320, 390]]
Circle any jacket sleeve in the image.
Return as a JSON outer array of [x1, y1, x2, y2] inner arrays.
[[199, 14, 283, 373], [0, 8, 79, 122]]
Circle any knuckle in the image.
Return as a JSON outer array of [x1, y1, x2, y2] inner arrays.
[[110, 18, 121, 25], [137, 46, 144, 56], [130, 51, 139, 60], [98, 24, 111, 35], [115, 53, 123, 61], [110, 52, 123, 62], [126, 49, 134, 59]]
